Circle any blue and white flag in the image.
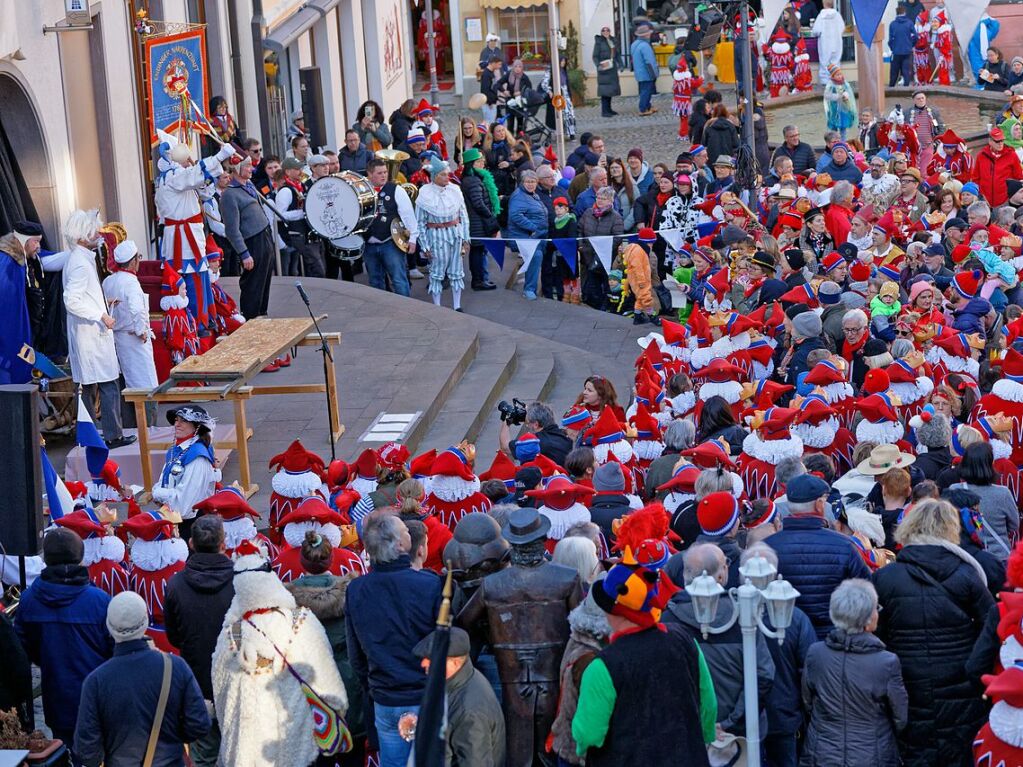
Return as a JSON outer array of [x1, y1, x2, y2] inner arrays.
[[77, 396, 108, 477], [41, 446, 74, 520]]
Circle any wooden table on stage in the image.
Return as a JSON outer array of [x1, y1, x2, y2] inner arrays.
[[122, 317, 343, 498]]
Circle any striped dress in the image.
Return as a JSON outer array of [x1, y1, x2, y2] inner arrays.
[[415, 181, 471, 294]]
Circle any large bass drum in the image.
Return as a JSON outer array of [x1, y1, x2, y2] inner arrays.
[[305, 171, 377, 240]]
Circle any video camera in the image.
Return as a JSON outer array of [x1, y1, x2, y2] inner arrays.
[[498, 398, 528, 426]]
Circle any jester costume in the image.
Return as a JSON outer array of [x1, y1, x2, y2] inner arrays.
[[672, 59, 704, 140], [931, 12, 954, 86], [766, 33, 795, 97]]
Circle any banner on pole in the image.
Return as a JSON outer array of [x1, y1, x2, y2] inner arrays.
[[144, 28, 209, 143]]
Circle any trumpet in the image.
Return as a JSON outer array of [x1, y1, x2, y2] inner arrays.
[[375, 149, 418, 252]]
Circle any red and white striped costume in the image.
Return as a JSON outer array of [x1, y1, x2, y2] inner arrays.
[[671, 60, 703, 140], [931, 13, 954, 86], [55, 510, 129, 596], [737, 408, 803, 501], [792, 396, 857, 476], [121, 510, 188, 653], [270, 496, 367, 582], [765, 34, 795, 97], [974, 350, 1023, 464], [913, 13, 932, 85], [421, 448, 493, 531], [267, 440, 327, 543], [793, 37, 813, 92]]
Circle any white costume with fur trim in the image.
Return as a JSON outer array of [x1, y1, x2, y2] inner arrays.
[[737, 433, 804, 500], [212, 568, 347, 767], [128, 537, 189, 651], [976, 379, 1023, 463], [421, 474, 492, 530]]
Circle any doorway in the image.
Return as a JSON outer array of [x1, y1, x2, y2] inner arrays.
[[0, 74, 55, 243], [411, 0, 455, 90]]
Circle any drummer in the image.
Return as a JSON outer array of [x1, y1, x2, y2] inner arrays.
[[275, 157, 325, 278], [363, 157, 418, 297]]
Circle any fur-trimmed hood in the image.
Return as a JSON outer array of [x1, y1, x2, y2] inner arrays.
[[568, 591, 612, 642], [0, 232, 26, 265], [286, 572, 355, 622]]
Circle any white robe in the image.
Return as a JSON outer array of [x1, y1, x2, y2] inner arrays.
[[63, 245, 120, 385], [811, 8, 846, 76], [155, 156, 225, 269], [102, 271, 158, 390]]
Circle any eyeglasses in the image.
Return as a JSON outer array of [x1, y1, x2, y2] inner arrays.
[[250, 148, 263, 154], [842, 326, 863, 334]]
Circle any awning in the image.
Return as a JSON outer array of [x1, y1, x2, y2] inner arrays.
[[479, 0, 548, 8], [264, 0, 339, 53]]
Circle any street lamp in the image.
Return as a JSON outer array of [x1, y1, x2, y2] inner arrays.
[[684, 556, 800, 767]]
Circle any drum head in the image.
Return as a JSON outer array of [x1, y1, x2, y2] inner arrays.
[[330, 234, 365, 250], [305, 176, 361, 239]]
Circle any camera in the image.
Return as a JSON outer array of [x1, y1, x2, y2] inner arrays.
[[498, 398, 528, 426]]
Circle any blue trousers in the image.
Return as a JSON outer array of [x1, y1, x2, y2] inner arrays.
[[523, 246, 543, 295], [364, 240, 411, 297], [637, 80, 655, 112], [373, 703, 419, 767]]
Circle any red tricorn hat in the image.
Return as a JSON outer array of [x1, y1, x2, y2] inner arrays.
[[701, 358, 744, 383], [992, 348, 1023, 381], [778, 283, 819, 308], [277, 495, 344, 527], [430, 446, 476, 481], [886, 358, 920, 384], [723, 312, 761, 338], [794, 394, 838, 425], [635, 339, 667, 371], [708, 268, 732, 304], [804, 359, 847, 386], [581, 407, 627, 447], [629, 402, 662, 440], [119, 510, 176, 541], [660, 318, 690, 347], [529, 454, 567, 478], [744, 379, 793, 410], [479, 450, 518, 489], [688, 306, 712, 345], [412, 98, 437, 117], [657, 463, 700, 494], [194, 487, 259, 521], [353, 448, 379, 481], [410, 449, 438, 478], [94, 459, 123, 491], [933, 331, 984, 358], [524, 475, 595, 505], [746, 339, 775, 367], [269, 440, 326, 477], [55, 510, 107, 540], [748, 301, 784, 336], [680, 439, 737, 470], [752, 407, 799, 440], [981, 665, 1023, 708], [856, 393, 900, 423], [936, 128, 964, 146]]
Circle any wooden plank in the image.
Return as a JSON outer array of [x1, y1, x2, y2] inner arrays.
[[169, 317, 320, 381], [250, 384, 327, 396], [122, 387, 254, 403], [296, 332, 342, 347]]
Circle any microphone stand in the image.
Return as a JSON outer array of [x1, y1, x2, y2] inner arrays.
[[295, 281, 337, 462]]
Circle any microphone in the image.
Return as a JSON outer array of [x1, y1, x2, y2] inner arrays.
[[295, 280, 311, 307]]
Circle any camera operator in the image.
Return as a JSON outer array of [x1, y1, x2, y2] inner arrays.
[[499, 401, 572, 466]]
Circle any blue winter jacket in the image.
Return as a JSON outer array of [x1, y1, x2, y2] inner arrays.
[[345, 554, 442, 707], [952, 297, 992, 335], [887, 15, 917, 56], [74, 639, 209, 767], [763, 607, 817, 736], [505, 186, 550, 240], [630, 38, 659, 82], [14, 565, 113, 733], [764, 517, 872, 639]]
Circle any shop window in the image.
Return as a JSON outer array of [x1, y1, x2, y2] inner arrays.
[[496, 7, 550, 66]]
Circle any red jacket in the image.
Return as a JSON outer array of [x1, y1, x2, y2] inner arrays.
[[972, 146, 1023, 206], [824, 203, 854, 246]]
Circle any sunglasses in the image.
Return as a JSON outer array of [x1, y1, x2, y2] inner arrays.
[[896, 330, 914, 338]]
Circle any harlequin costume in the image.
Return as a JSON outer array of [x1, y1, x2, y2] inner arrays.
[[975, 348, 1023, 464], [876, 119, 920, 168], [693, 358, 746, 421], [792, 394, 856, 475], [411, 99, 448, 160], [629, 402, 664, 479], [887, 354, 935, 422], [931, 11, 954, 86], [55, 509, 128, 596], [267, 440, 327, 543], [85, 459, 125, 504], [765, 31, 795, 97], [270, 496, 366, 583], [205, 247, 245, 336], [804, 359, 857, 431], [525, 475, 595, 554], [479, 450, 518, 495], [159, 262, 200, 366], [421, 446, 493, 530], [121, 510, 189, 652], [913, 13, 932, 84], [927, 129, 973, 183], [737, 407, 803, 501], [671, 58, 703, 140], [194, 486, 279, 560], [580, 407, 638, 477], [972, 415, 1023, 509], [926, 328, 983, 387], [793, 36, 813, 92], [973, 665, 1023, 767], [855, 386, 910, 451]]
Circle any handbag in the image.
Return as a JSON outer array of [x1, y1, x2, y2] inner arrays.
[[235, 617, 354, 756], [142, 654, 173, 767]]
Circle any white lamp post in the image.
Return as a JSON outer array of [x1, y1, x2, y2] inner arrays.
[[684, 556, 800, 767]]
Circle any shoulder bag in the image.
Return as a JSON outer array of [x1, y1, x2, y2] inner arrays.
[[143, 654, 173, 767]]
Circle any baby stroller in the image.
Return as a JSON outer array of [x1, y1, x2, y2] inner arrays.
[[505, 88, 554, 148]]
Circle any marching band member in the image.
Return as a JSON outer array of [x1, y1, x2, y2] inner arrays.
[[363, 157, 418, 297], [154, 133, 235, 331], [275, 157, 324, 278], [416, 156, 470, 311]]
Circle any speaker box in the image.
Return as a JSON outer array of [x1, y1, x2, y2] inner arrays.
[[299, 66, 327, 152], [686, 7, 725, 51], [0, 385, 44, 556]]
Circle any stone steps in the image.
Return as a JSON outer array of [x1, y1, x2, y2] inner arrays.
[[474, 345, 557, 458]]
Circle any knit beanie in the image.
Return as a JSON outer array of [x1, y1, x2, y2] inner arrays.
[[43, 527, 84, 566], [912, 411, 952, 449], [791, 311, 823, 339], [106, 591, 150, 643], [593, 462, 626, 492]]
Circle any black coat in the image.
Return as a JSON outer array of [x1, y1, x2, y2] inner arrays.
[[461, 170, 499, 237], [802, 629, 908, 767], [389, 109, 414, 147], [164, 552, 235, 700], [873, 544, 995, 767], [702, 118, 740, 166], [0, 613, 32, 730], [592, 36, 622, 97], [590, 492, 632, 546], [913, 447, 952, 481]]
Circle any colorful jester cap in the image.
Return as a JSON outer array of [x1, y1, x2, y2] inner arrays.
[[591, 540, 676, 629]]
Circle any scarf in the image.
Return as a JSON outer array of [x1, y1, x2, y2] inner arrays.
[[473, 166, 501, 215], [592, 204, 611, 218], [842, 332, 868, 361], [657, 192, 672, 207], [555, 212, 576, 229]]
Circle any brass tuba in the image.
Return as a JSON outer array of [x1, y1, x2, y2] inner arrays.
[[376, 149, 416, 251]]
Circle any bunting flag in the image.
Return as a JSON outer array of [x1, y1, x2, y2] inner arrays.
[[515, 239, 543, 275], [696, 221, 720, 238], [41, 446, 74, 520], [945, 0, 991, 51], [849, 0, 888, 46], [76, 395, 108, 477], [482, 239, 506, 270], [659, 228, 686, 253], [590, 236, 616, 274], [553, 238, 578, 273]]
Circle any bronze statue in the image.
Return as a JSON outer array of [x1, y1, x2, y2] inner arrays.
[[457, 508, 583, 767]]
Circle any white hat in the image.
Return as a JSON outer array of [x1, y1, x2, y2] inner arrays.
[[309, 154, 329, 167], [106, 591, 149, 643], [170, 143, 192, 164], [486, 33, 500, 42], [407, 127, 426, 144], [113, 240, 139, 264], [674, 27, 688, 40]]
